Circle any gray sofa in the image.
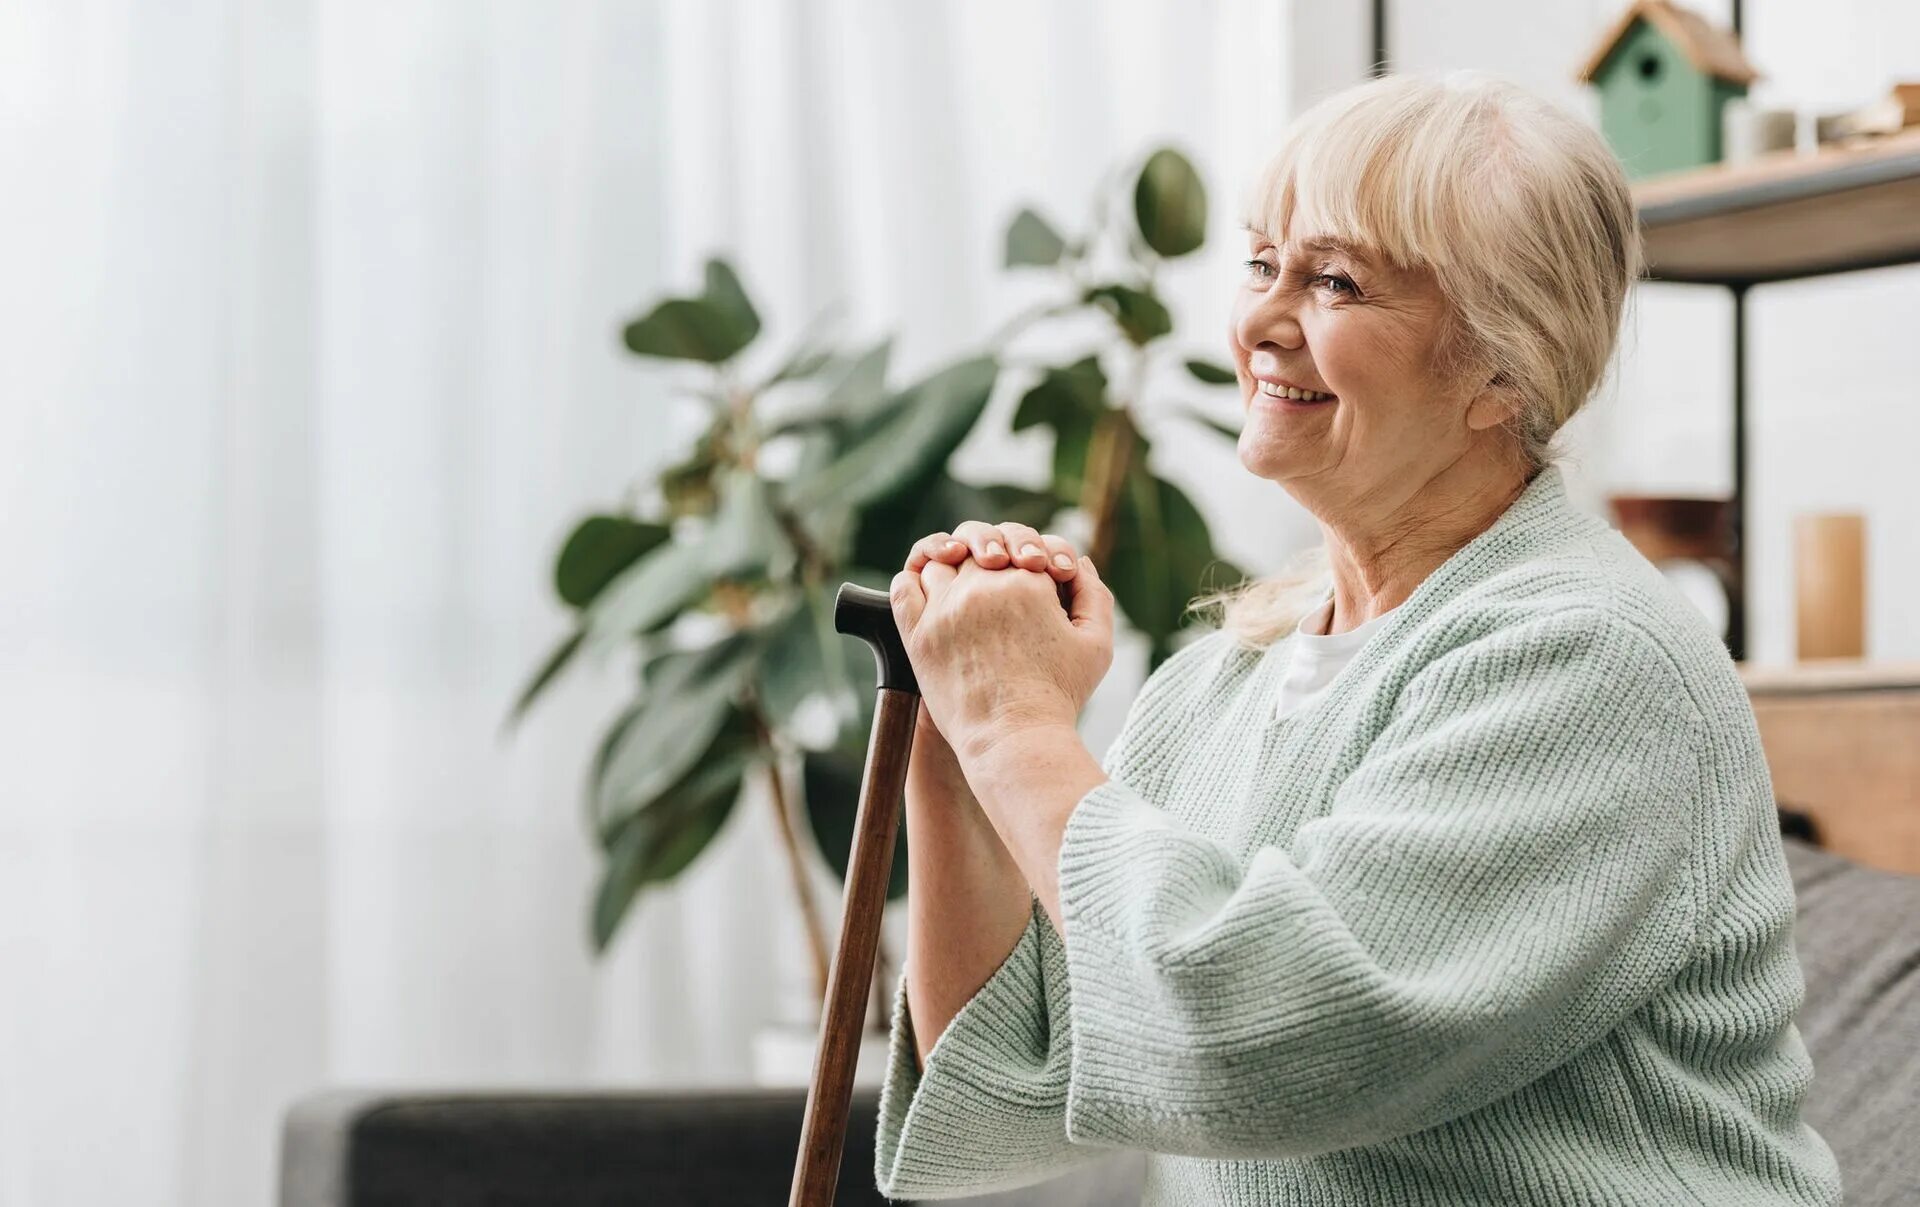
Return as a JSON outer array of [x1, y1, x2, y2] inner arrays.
[[280, 837, 1919, 1205]]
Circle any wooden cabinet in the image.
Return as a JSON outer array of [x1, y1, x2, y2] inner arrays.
[[1741, 662, 1920, 875]]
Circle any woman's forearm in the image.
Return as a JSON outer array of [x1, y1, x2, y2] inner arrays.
[[901, 751, 1032, 1073]]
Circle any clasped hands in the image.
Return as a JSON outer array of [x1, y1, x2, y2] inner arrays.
[[888, 519, 1115, 770]]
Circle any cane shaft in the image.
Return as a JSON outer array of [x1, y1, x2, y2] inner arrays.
[[788, 687, 917, 1207]]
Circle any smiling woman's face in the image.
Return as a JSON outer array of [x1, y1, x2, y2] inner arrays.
[[1228, 205, 1500, 507]]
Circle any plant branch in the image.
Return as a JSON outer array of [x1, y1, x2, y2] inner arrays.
[[747, 704, 833, 1011], [1082, 346, 1147, 566]]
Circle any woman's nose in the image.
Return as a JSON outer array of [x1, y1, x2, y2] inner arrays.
[[1233, 287, 1305, 354]]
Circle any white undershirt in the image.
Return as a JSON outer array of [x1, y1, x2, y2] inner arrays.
[[1272, 587, 1402, 723]]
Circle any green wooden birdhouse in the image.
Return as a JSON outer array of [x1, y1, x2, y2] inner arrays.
[[1576, 0, 1760, 180]]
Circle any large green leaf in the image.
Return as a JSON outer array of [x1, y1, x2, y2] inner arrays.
[[1085, 284, 1173, 346], [504, 629, 585, 731], [1134, 148, 1207, 258], [788, 356, 998, 514], [556, 516, 671, 608], [593, 632, 760, 834], [1005, 208, 1067, 268], [622, 298, 752, 363], [1011, 356, 1106, 432], [1107, 468, 1174, 649], [591, 709, 758, 951], [588, 696, 647, 820], [1106, 469, 1242, 658], [1052, 421, 1096, 502], [620, 258, 761, 363], [846, 473, 1061, 579], [580, 470, 788, 658], [802, 743, 909, 901], [704, 469, 792, 581], [754, 591, 839, 735], [579, 537, 710, 659], [1011, 357, 1107, 502], [702, 259, 760, 346], [824, 340, 897, 433]]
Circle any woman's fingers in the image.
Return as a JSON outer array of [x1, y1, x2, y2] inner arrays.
[[1038, 533, 1081, 582], [996, 522, 1053, 574], [951, 520, 1012, 569], [911, 521, 1080, 581], [904, 531, 968, 573]]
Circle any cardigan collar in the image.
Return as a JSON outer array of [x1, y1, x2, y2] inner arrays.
[[1291, 462, 1605, 669]]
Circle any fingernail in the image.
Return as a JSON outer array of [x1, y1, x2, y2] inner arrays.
[[987, 541, 1005, 557], [1054, 553, 1074, 569], [1020, 543, 1044, 559]]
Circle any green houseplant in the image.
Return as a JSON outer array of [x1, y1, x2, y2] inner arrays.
[[995, 147, 1246, 667], [508, 147, 1249, 1034], [505, 258, 1053, 1017]]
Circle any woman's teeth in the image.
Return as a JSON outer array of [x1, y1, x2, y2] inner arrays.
[[1258, 381, 1333, 402]]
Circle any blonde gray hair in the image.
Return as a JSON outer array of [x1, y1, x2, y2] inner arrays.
[[1192, 70, 1641, 648]]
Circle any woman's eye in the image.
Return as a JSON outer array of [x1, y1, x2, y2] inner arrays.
[[1243, 257, 1277, 283], [1312, 272, 1356, 296]]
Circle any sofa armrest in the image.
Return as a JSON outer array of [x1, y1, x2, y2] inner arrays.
[[279, 1086, 893, 1206], [278, 1086, 1146, 1206]]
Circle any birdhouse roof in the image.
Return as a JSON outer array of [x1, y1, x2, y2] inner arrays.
[[1575, 0, 1760, 86]]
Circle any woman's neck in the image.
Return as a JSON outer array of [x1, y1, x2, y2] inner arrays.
[[1313, 453, 1532, 635]]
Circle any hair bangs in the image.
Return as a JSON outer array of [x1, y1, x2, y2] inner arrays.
[[1244, 85, 1488, 276]]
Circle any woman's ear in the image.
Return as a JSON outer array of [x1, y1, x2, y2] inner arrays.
[[1465, 372, 1520, 433]]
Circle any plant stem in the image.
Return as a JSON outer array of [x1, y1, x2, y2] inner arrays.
[[752, 716, 833, 1011], [1082, 408, 1138, 567], [1082, 345, 1150, 566]]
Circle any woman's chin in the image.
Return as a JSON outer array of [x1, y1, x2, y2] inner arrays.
[[1236, 436, 1318, 482]]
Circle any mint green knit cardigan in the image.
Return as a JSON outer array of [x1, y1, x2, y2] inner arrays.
[[874, 465, 1843, 1206]]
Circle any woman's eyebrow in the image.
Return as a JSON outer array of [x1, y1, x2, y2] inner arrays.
[[1291, 235, 1372, 264], [1240, 225, 1380, 271]]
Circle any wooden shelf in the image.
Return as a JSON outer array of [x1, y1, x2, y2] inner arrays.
[[1741, 660, 1920, 696], [1635, 127, 1920, 284]]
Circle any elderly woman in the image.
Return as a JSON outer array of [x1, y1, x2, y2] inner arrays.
[[872, 72, 1843, 1206]]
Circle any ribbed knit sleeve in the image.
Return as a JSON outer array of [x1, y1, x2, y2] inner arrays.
[[872, 633, 1234, 1199], [872, 895, 1111, 1200], [1055, 607, 1708, 1159]]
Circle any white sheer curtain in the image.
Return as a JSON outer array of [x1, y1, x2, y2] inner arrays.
[[0, 3, 1308, 1205]]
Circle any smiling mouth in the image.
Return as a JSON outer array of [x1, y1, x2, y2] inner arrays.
[[1256, 381, 1336, 403]]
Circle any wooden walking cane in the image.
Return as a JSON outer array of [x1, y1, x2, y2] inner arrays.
[[788, 582, 919, 1207], [790, 573, 1071, 1203]]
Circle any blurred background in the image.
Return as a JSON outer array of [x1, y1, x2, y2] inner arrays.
[[3, 2, 1916, 1205]]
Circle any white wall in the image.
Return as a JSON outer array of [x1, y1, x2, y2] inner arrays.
[[1390, 0, 1920, 664]]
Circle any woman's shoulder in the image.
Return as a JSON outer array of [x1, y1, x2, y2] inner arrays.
[[1407, 527, 1753, 727]]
